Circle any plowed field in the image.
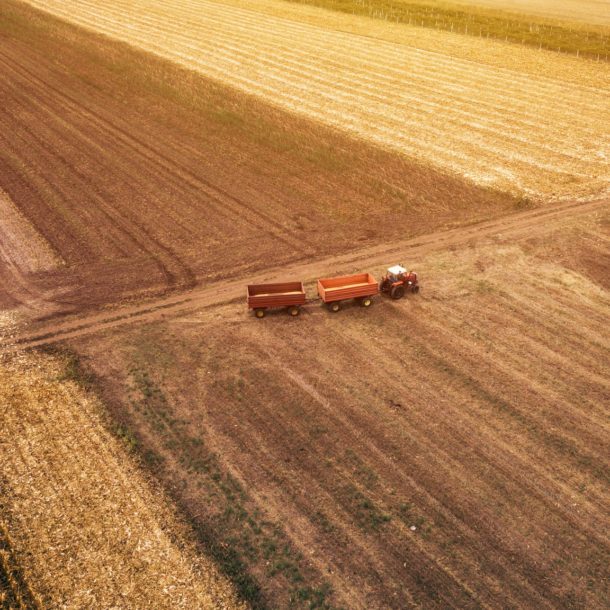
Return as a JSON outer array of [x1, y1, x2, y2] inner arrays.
[[23, 0, 610, 200], [0, 0, 515, 318], [71, 208, 610, 609]]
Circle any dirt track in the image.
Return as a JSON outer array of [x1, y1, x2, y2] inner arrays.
[[3, 196, 607, 352]]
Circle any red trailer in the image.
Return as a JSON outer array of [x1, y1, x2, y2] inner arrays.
[[247, 281, 306, 318], [317, 273, 379, 312]]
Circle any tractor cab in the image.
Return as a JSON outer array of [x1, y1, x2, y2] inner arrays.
[[380, 264, 419, 299], [387, 264, 408, 283]]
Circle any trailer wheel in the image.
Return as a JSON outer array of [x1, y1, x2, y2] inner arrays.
[[328, 302, 341, 312], [360, 297, 372, 307], [255, 308, 265, 318], [391, 285, 405, 299], [289, 306, 300, 316]]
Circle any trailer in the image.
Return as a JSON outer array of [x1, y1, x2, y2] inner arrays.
[[317, 273, 379, 312], [247, 281, 306, 318]]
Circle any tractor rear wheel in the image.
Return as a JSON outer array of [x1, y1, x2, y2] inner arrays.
[[328, 302, 341, 312], [289, 306, 300, 316], [255, 308, 265, 318], [360, 297, 372, 307], [390, 285, 405, 299]]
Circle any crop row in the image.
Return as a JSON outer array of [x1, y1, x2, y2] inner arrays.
[[24, 0, 610, 199]]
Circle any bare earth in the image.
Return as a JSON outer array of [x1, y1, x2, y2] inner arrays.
[[70, 207, 610, 609], [22, 0, 610, 200]]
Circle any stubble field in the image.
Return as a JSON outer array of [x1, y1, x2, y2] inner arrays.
[[0, 334, 245, 610], [22, 0, 610, 200]]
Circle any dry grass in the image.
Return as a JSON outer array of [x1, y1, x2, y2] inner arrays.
[[0, 348, 246, 609], [286, 0, 610, 58], [23, 0, 610, 200], [1, 521, 43, 609], [446, 0, 610, 27], [75, 209, 610, 609]]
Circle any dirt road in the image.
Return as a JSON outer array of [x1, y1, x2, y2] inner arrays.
[[4, 196, 607, 352]]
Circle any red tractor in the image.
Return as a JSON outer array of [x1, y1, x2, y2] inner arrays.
[[379, 265, 419, 299]]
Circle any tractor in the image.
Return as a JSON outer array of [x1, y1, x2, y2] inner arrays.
[[379, 265, 419, 299]]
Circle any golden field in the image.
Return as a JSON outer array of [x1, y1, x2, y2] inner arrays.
[[23, 0, 610, 201]]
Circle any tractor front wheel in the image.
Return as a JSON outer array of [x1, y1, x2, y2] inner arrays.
[[390, 285, 405, 299], [255, 308, 266, 318], [411, 285, 420, 294]]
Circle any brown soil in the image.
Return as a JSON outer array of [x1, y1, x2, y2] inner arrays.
[[72, 209, 610, 609], [0, 0, 517, 321]]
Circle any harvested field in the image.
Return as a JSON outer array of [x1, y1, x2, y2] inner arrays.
[[0, 0, 516, 319], [1, 1, 609, 608], [0, 344, 245, 609], [70, 208, 610, 609], [23, 0, 610, 200]]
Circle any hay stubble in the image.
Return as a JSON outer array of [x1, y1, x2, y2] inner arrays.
[[0, 351, 246, 609], [23, 0, 610, 200]]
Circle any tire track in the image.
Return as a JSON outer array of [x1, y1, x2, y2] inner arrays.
[[3, 197, 607, 352]]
